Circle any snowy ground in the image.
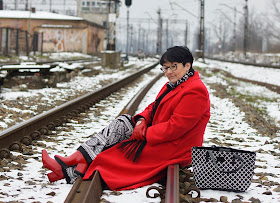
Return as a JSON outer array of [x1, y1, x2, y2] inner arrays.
[[0, 58, 280, 202], [195, 60, 280, 203], [0, 56, 156, 130]]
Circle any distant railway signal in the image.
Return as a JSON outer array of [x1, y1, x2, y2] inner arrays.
[[125, 0, 132, 7]]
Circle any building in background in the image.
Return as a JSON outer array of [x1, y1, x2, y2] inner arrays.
[[77, 0, 120, 50], [0, 10, 104, 56], [1, 0, 120, 51]]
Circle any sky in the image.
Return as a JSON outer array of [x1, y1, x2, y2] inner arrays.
[[116, 0, 270, 52], [118, 0, 269, 25]]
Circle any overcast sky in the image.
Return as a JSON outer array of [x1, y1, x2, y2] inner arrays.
[[116, 0, 271, 51], [118, 0, 269, 22]]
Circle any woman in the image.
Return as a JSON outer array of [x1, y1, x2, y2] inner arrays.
[[42, 46, 210, 190]]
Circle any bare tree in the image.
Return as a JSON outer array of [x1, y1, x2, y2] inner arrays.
[[266, 0, 280, 42], [247, 7, 264, 52], [211, 14, 231, 54]]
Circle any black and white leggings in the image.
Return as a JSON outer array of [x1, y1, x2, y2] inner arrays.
[[63, 114, 135, 184]]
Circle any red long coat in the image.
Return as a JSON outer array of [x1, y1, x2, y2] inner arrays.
[[83, 71, 210, 190]]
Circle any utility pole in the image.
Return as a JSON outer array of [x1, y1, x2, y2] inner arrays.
[[126, 7, 129, 58], [233, 7, 237, 52], [244, 0, 249, 57], [49, 0, 52, 12], [130, 25, 133, 54], [64, 0, 66, 14], [157, 8, 162, 54], [125, 0, 132, 61], [145, 30, 148, 54], [25, 0, 28, 11], [142, 29, 145, 52], [138, 25, 141, 51], [147, 19, 150, 53], [166, 19, 168, 50], [198, 0, 205, 59], [184, 21, 188, 46], [107, 0, 117, 50], [14, 0, 18, 10]]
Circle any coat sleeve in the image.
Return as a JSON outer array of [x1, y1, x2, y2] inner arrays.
[[133, 102, 154, 124], [145, 83, 210, 146], [133, 84, 168, 125]]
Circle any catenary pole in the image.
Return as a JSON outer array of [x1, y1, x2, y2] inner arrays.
[[157, 8, 162, 54], [185, 20, 188, 46], [199, 0, 205, 59], [125, 6, 130, 60], [244, 0, 249, 57]]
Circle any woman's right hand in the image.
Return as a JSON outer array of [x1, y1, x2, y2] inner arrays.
[[131, 118, 147, 141]]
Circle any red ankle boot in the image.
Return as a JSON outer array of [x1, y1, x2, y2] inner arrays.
[[42, 149, 64, 182], [55, 151, 88, 175]]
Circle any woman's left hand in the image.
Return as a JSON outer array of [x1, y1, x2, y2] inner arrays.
[[131, 119, 147, 141]]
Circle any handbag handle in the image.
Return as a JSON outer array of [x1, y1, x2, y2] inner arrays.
[[208, 150, 244, 173]]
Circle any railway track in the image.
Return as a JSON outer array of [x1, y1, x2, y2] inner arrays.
[[64, 72, 181, 203], [0, 62, 158, 159], [2, 57, 277, 202], [5, 56, 276, 202], [65, 71, 182, 203], [0, 60, 182, 202]]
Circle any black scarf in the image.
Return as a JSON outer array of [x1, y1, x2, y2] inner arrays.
[[118, 68, 195, 162], [151, 67, 195, 122]]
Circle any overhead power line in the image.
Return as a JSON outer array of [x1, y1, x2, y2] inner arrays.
[[170, 2, 198, 19]]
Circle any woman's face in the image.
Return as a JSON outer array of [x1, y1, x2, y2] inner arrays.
[[162, 61, 191, 83]]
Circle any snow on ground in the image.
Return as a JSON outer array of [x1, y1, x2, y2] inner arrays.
[[200, 77, 280, 203], [0, 59, 163, 203], [0, 57, 157, 129], [0, 59, 280, 202], [203, 59, 280, 86], [195, 60, 280, 125]]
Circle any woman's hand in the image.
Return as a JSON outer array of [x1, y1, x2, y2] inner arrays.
[[131, 118, 147, 141]]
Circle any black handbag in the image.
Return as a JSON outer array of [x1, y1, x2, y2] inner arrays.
[[191, 146, 256, 192]]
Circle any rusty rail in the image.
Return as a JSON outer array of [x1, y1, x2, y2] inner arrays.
[[0, 62, 158, 158], [65, 72, 180, 203], [165, 164, 179, 203], [64, 172, 103, 203], [65, 72, 167, 202]]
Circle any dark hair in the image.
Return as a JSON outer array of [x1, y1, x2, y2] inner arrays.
[[160, 46, 194, 67]]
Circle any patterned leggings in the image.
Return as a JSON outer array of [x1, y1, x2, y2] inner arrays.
[[63, 114, 135, 184]]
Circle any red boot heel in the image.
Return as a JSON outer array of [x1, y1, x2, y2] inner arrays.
[[54, 150, 88, 174], [47, 172, 64, 182], [42, 149, 64, 182]]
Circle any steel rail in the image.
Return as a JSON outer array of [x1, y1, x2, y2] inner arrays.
[[0, 62, 158, 158], [65, 72, 180, 203], [165, 164, 179, 203], [65, 72, 163, 203]]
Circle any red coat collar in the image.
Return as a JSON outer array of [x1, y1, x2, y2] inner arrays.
[[160, 71, 200, 103]]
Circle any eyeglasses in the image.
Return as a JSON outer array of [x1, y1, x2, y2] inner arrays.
[[160, 63, 179, 73]]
